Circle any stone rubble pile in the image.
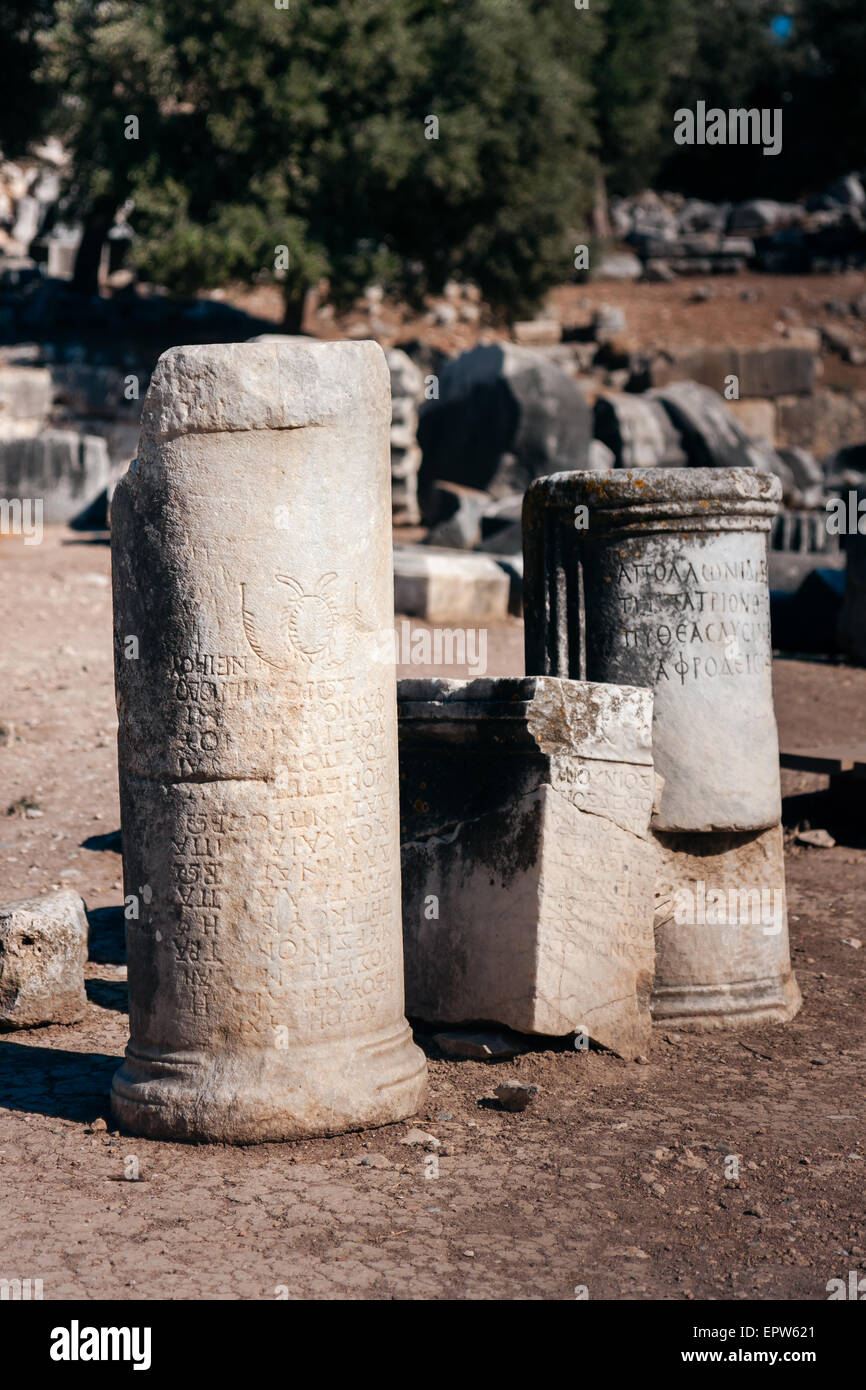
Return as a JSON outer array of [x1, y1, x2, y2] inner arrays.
[[608, 174, 866, 280]]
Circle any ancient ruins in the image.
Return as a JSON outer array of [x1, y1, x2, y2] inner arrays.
[[19, 346, 795, 1141]]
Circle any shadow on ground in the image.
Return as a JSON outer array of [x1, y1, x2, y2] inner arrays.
[[0, 1039, 118, 1123]]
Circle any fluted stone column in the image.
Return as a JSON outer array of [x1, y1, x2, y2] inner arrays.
[[523, 468, 800, 1028], [110, 340, 426, 1141], [524, 468, 782, 832]]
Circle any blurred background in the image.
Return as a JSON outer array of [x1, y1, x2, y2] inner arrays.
[[1, 0, 866, 653]]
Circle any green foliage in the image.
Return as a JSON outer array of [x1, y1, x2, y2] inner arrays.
[[787, 0, 866, 189], [591, 0, 698, 194], [36, 0, 600, 319], [658, 0, 804, 198], [0, 0, 56, 155], [9, 1, 866, 309]]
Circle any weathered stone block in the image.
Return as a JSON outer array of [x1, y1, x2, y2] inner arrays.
[[0, 430, 112, 524], [726, 398, 777, 445], [399, 677, 658, 1056], [394, 545, 510, 622], [650, 381, 783, 473], [0, 890, 88, 1029], [386, 347, 423, 525], [417, 344, 592, 514], [593, 391, 688, 469], [0, 366, 52, 432], [776, 390, 866, 457], [648, 347, 816, 398]]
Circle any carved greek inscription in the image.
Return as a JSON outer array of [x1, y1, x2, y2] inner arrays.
[[158, 666, 398, 1040], [613, 551, 771, 684], [549, 755, 654, 837], [544, 821, 654, 966]]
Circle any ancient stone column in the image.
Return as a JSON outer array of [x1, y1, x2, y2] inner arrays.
[[523, 467, 800, 1028], [524, 467, 782, 833], [110, 340, 426, 1141]]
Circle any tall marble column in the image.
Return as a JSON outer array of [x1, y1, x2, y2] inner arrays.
[[110, 340, 426, 1140]]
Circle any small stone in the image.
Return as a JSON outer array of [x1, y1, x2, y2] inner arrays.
[[796, 828, 835, 848], [400, 1128, 440, 1149], [635, 1054, 649, 1065], [678, 1148, 708, 1171], [494, 1080, 539, 1112], [359, 1153, 391, 1168], [90, 1118, 108, 1133], [0, 890, 88, 1030], [842, 938, 863, 949], [512, 319, 562, 347]]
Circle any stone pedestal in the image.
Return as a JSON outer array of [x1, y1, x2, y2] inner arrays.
[[652, 825, 801, 1027], [110, 340, 426, 1141], [523, 467, 800, 1029], [398, 677, 658, 1057]]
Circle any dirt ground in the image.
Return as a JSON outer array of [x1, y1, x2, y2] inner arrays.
[[0, 528, 864, 1302]]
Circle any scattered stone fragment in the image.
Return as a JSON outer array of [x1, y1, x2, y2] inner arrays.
[[796, 828, 836, 848], [494, 1080, 539, 1112], [512, 318, 562, 346], [393, 545, 510, 622], [842, 938, 862, 950], [0, 889, 88, 1030], [0, 430, 114, 525], [400, 1128, 440, 1149], [359, 1153, 391, 1168]]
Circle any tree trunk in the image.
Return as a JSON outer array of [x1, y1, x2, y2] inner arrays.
[[71, 197, 117, 296], [281, 282, 314, 334], [591, 165, 611, 243]]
